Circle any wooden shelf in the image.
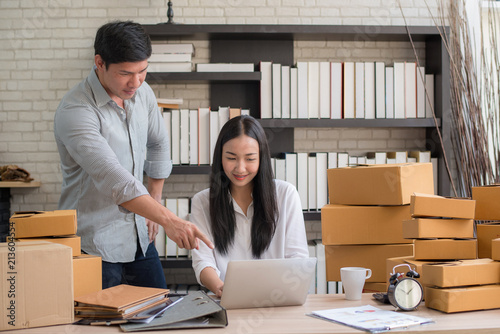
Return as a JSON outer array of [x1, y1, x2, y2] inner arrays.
[[0, 181, 41, 188], [160, 256, 192, 268], [258, 118, 441, 128], [171, 166, 211, 175], [146, 71, 260, 84], [143, 24, 443, 42]]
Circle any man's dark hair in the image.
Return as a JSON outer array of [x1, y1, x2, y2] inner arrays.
[[94, 20, 152, 68]]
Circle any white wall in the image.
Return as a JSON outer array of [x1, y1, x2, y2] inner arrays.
[[1, 0, 448, 241]]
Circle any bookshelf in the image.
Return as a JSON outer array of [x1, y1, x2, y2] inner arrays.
[[142, 23, 451, 197]]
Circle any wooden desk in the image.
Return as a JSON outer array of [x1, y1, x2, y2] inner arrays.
[[11, 293, 500, 334]]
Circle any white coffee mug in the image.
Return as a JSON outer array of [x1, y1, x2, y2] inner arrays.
[[340, 267, 372, 300]]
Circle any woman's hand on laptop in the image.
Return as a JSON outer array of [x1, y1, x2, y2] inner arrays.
[[201, 267, 224, 298]]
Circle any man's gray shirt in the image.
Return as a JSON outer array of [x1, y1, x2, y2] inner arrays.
[[54, 68, 172, 262]]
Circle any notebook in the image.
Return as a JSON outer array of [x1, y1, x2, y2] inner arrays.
[[220, 257, 317, 310]]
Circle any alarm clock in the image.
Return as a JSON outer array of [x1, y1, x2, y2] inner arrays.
[[387, 264, 424, 311]]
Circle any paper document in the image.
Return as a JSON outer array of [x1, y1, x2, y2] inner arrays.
[[308, 305, 433, 333]]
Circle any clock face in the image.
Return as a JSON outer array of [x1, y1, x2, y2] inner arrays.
[[394, 278, 423, 311]]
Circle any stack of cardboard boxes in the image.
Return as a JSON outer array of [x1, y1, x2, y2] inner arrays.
[[1, 210, 102, 330], [404, 193, 477, 261], [322, 163, 434, 293], [473, 185, 500, 258], [388, 190, 500, 313]]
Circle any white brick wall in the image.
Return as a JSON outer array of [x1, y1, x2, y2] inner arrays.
[[1, 1, 450, 242]]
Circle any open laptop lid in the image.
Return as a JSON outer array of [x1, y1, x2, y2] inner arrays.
[[220, 257, 317, 310]]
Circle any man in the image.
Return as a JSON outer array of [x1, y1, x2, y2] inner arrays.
[[54, 20, 213, 289]]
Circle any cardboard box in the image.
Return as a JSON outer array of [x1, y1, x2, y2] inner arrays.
[[0, 241, 74, 330], [477, 223, 500, 258], [16, 235, 81, 256], [73, 254, 102, 299], [425, 285, 500, 313], [422, 259, 500, 288], [492, 238, 500, 261], [9, 210, 77, 238], [363, 282, 388, 293], [327, 163, 434, 205], [410, 193, 476, 219], [472, 185, 500, 220], [325, 244, 414, 282], [402, 218, 474, 239], [321, 204, 412, 245], [414, 239, 477, 260]]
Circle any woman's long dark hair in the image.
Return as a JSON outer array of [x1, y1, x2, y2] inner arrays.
[[209, 115, 278, 258]]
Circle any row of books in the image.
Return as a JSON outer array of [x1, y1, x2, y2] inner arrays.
[[271, 151, 437, 211], [156, 198, 191, 258], [260, 61, 435, 120], [162, 107, 249, 166]]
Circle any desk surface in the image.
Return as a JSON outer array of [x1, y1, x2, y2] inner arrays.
[[12, 293, 500, 334]]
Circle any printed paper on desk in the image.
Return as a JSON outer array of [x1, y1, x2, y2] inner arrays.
[[308, 305, 433, 333]]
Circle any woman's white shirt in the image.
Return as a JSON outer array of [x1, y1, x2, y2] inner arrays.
[[190, 179, 309, 284]]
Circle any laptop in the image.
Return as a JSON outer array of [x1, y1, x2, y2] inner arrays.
[[220, 257, 317, 310]]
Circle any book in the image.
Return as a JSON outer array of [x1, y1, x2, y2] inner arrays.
[[196, 63, 254, 72], [387, 151, 407, 164], [274, 158, 286, 181], [229, 107, 241, 119], [327, 152, 338, 169], [309, 305, 433, 332], [364, 61, 375, 119], [355, 62, 365, 119], [189, 109, 198, 165], [176, 198, 190, 257], [198, 108, 210, 165], [170, 109, 180, 165], [425, 73, 435, 118], [290, 67, 298, 119], [297, 62, 309, 119], [151, 43, 194, 55], [308, 62, 320, 119], [162, 110, 172, 162], [272, 63, 282, 118], [314, 240, 327, 294], [416, 66, 426, 118], [165, 198, 178, 257], [343, 62, 355, 119], [308, 153, 317, 210], [405, 62, 417, 118], [393, 62, 405, 119], [297, 152, 308, 210], [209, 110, 219, 165], [218, 106, 230, 132], [337, 152, 349, 168], [74, 284, 169, 319], [284, 152, 297, 188], [260, 61, 273, 119], [385, 67, 394, 118], [375, 62, 386, 119], [149, 53, 192, 63], [367, 151, 387, 164], [241, 109, 250, 116], [409, 150, 431, 163], [154, 224, 166, 257], [281, 65, 291, 118], [319, 62, 330, 118], [179, 109, 190, 165], [147, 62, 192, 72], [330, 62, 342, 119], [157, 98, 183, 106], [316, 152, 328, 210]]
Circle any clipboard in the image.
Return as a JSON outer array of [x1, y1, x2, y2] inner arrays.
[[120, 290, 228, 332]]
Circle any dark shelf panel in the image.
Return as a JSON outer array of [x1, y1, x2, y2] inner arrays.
[[172, 166, 211, 174], [160, 257, 192, 268], [258, 118, 441, 128], [146, 71, 261, 84], [303, 211, 321, 220], [143, 24, 444, 42]]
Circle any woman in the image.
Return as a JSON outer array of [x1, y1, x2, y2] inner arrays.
[[191, 115, 309, 297]]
